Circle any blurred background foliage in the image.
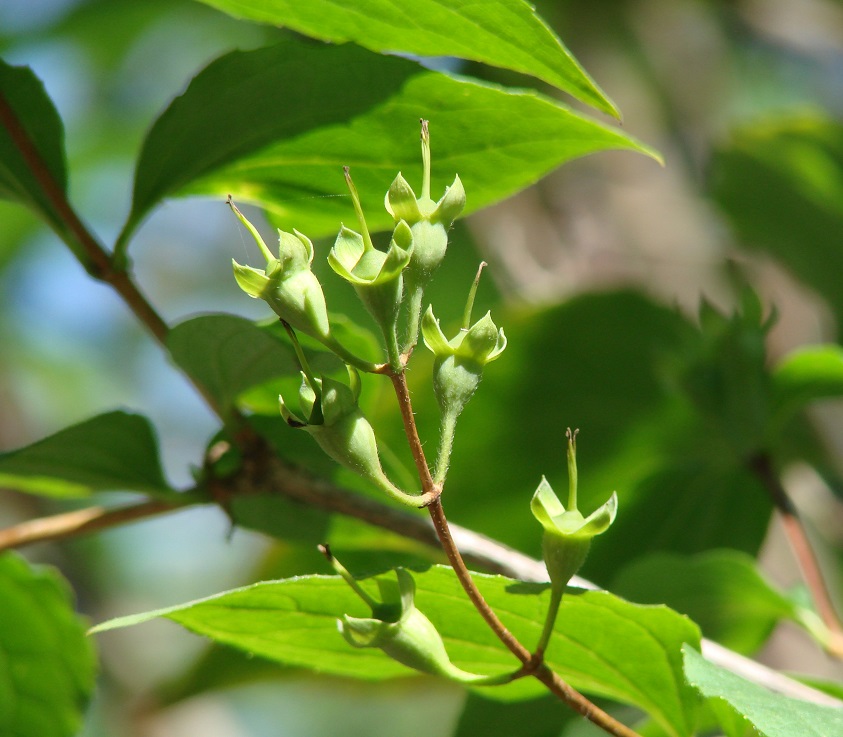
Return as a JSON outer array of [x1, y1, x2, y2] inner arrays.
[[1, 0, 842, 735]]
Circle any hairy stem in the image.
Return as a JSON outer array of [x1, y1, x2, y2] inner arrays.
[[388, 371, 439, 501], [433, 408, 458, 486], [390, 370, 641, 736], [534, 584, 564, 659]]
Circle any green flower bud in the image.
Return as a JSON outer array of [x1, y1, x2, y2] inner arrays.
[[280, 366, 425, 506], [530, 431, 617, 589], [280, 368, 388, 488], [228, 198, 330, 341], [329, 168, 414, 368], [322, 547, 514, 686], [422, 305, 507, 418], [340, 568, 462, 678], [328, 221, 413, 332], [386, 121, 466, 349], [531, 477, 617, 587], [385, 174, 465, 276]]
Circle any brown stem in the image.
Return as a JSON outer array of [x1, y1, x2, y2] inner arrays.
[[0, 89, 238, 422], [0, 500, 178, 551], [748, 452, 843, 643], [388, 371, 439, 501], [428, 498, 641, 737], [428, 498, 528, 659], [390, 369, 640, 736], [0, 90, 169, 345]]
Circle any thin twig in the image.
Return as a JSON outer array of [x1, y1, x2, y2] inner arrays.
[[0, 89, 240, 423], [0, 499, 179, 550], [748, 452, 843, 652], [0, 91, 169, 345]]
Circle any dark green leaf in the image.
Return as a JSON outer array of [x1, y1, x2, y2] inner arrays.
[[197, 0, 619, 117], [0, 552, 96, 737], [0, 60, 69, 239], [167, 314, 296, 418], [92, 566, 700, 736], [710, 114, 843, 335], [402, 290, 772, 583], [230, 493, 330, 544], [611, 550, 797, 655], [119, 40, 657, 249], [587, 462, 772, 579], [683, 645, 843, 737], [0, 411, 171, 497]]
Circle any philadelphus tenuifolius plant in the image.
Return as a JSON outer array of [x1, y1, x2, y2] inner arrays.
[[228, 123, 618, 696]]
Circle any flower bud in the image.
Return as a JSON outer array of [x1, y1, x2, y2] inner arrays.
[[340, 568, 461, 678], [322, 548, 514, 686], [530, 432, 617, 588], [328, 221, 413, 334], [328, 168, 414, 367], [229, 198, 331, 341], [386, 122, 466, 350], [422, 304, 507, 419], [280, 368, 390, 488]]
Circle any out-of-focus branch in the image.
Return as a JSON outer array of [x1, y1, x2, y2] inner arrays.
[[0, 499, 179, 550], [0, 90, 169, 346], [748, 452, 843, 657]]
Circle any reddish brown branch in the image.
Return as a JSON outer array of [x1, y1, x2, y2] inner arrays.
[[388, 371, 439, 499], [0, 90, 168, 345], [389, 370, 640, 736], [748, 452, 843, 652]]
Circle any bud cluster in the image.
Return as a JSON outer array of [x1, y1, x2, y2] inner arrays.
[[230, 120, 502, 505], [231, 125, 618, 683]]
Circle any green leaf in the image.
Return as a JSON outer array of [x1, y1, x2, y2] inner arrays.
[[230, 493, 330, 544], [611, 550, 798, 655], [709, 114, 843, 334], [683, 645, 843, 737], [167, 314, 296, 417], [118, 40, 656, 250], [196, 0, 619, 118], [0, 60, 70, 241], [587, 462, 772, 579], [0, 552, 96, 737], [772, 345, 843, 419], [0, 411, 172, 497], [92, 566, 699, 736]]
